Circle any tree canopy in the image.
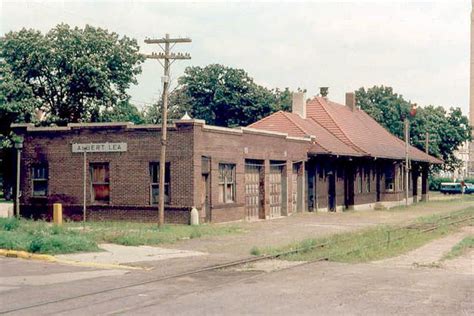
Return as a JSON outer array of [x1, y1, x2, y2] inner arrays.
[[0, 23, 144, 144], [356, 86, 471, 171], [165, 64, 292, 127]]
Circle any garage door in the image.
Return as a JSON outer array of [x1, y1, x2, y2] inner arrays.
[[269, 165, 283, 218], [245, 165, 262, 221]]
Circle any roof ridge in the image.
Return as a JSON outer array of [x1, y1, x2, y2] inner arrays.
[[281, 112, 310, 137], [248, 110, 284, 128], [312, 97, 366, 154], [282, 112, 331, 153]]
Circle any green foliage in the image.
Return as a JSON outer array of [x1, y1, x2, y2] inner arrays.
[[250, 246, 261, 256], [356, 86, 471, 171], [428, 177, 474, 191], [99, 99, 145, 124], [429, 177, 453, 191], [153, 64, 294, 127], [263, 207, 473, 263], [0, 23, 144, 146], [0, 218, 242, 254], [0, 217, 19, 231], [441, 235, 474, 260]]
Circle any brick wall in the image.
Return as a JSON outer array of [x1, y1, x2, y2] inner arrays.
[[16, 124, 195, 223]]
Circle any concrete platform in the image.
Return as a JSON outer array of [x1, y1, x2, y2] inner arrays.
[[55, 243, 206, 266]]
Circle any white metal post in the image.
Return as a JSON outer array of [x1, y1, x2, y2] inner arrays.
[[83, 151, 87, 224]]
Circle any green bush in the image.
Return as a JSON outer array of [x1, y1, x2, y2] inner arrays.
[[0, 217, 20, 231], [27, 234, 98, 254], [429, 177, 452, 191], [250, 246, 261, 256]]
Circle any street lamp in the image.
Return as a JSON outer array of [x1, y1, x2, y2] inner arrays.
[[14, 137, 23, 218]]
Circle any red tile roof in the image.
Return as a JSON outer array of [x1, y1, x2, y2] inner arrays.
[[249, 97, 442, 164]]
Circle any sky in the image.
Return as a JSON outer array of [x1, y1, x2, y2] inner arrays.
[[0, 0, 471, 115]]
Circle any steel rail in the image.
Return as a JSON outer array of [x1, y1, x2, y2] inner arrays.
[[1, 213, 472, 314]]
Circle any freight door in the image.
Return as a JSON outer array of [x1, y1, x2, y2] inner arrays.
[[269, 165, 283, 218], [292, 165, 298, 214], [245, 164, 263, 220]]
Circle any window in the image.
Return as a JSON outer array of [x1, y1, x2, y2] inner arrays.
[[32, 165, 48, 196], [365, 168, 371, 193], [150, 162, 170, 205], [219, 163, 236, 203], [90, 163, 110, 203], [385, 167, 394, 191]]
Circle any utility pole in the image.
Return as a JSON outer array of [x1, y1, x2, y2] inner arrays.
[[404, 118, 410, 207], [425, 132, 429, 154], [143, 34, 191, 228]]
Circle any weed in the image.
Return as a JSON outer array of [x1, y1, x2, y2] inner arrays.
[[0, 218, 20, 231], [250, 246, 261, 256], [441, 235, 474, 261], [189, 229, 202, 239], [264, 207, 473, 263]]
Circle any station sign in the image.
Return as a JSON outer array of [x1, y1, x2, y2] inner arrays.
[[72, 142, 127, 153]]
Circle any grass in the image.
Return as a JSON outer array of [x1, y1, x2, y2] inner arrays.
[[251, 207, 473, 263], [0, 218, 243, 254], [441, 235, 474, 261], [387, 194, 474, 212]]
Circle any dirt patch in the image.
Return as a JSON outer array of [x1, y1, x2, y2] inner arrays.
[[443, 249, 473, 273], [231, 259, 306, 272], [164, 197, 473, 257], [373, 226, 473, 274]]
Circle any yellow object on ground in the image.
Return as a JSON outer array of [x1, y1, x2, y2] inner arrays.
[[53, 203, 62, 225], [0, 249, 145, 270]]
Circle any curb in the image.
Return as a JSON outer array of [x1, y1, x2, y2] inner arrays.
[[0, 249, 55, 262], [0, 249, 147, 271]]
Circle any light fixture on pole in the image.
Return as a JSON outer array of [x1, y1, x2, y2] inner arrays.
[[14, 136, 24, 218]]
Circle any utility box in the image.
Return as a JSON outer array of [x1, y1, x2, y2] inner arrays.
[[53, 203, 63, 225], [190, 207, 199, 226]]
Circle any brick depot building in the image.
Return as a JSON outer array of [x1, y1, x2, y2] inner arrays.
[[12, 92, 441, 223]]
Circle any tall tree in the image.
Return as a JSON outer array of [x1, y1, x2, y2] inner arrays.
[[356, 86, 471, 171], [0, 23, 144, 128], [99, 99, 145, 124], [176, 64, 282, 127]]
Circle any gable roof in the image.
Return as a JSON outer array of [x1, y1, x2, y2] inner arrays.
[[249, 97, 442, 164]]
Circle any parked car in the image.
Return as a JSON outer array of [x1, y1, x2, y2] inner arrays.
[[440, 182, 474, 194]]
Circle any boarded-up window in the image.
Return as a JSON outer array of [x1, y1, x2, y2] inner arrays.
[[219, 164, 236, 203], [150, 162, 170, 205], [90, 163, 110, 203], [32, 165, 48, 196]]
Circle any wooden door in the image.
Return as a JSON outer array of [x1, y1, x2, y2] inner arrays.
[[269, 165, 283, 218], [201, 174, 209, 222], [245, 165, 262, 220]]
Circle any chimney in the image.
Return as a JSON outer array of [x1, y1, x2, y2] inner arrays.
[[292, 92, 306, 118], [345, 92, 356, 111], [319, 87, 329, 98]]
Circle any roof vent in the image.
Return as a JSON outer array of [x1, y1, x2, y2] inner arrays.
[[345, 92, 357, 111], [292, 92, 306, 118]]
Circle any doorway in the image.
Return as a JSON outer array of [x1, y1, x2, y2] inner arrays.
[[328, 170, 336, 212], [245, 162, 264, 221]]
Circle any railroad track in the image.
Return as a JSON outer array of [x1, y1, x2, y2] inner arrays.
[[1, 212, 472, 314]]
